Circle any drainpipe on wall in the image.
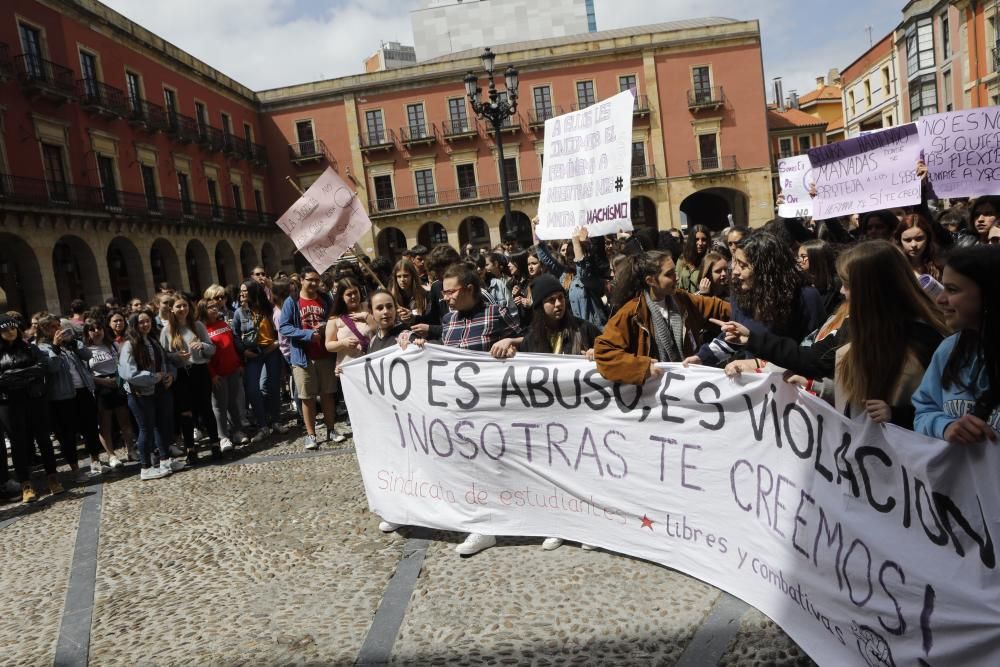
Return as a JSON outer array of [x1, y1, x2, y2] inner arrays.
[[971, 0, 982, 107]]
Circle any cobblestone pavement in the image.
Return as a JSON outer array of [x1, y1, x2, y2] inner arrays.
[[0, 426, 816, 666]]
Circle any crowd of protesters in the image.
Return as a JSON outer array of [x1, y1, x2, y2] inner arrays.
[[0, 173, 997, 566]]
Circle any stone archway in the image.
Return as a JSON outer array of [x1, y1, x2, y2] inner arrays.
[[458, 216, 490, 250], [53, 235, 102, 313], [375, 227, 407, 264], [499, 210, 532, 249], [150, 239, 183, 293], [240, 242, 259, 280], [215, 240, 239, 288], [417, 221, 449, 248], [680, 187, 749, 232], [0, 234, 47, 315], [106, 237, 146, 304], [630, 196, 658, 233], [261, 242, 279, 275], [185, 240, 213, 297]]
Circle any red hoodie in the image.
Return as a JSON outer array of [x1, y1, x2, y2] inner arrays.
[[205, 320, 242, 378]]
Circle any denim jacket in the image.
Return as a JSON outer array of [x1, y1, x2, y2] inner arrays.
[[278, 293, 333, 368], [118, 337, 177, 396], [38, 341, 95, 400]]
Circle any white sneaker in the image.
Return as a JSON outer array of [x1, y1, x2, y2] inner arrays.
[[233, 430, 250, 445], [340, 423, 353, 437], [328, 432, 347, 444], [379, 520, 401, 533], [542, 537, 564, 551], [89, 461, 105, 477], [303, 434, 318, 450], [108, 455, 123, 470], [581, 544, 598, 551], [455, 533, 496, 556], [219, 437, 234, 453], [140, 466, 170, 481], [162, 458, 186, 472], [193, 428, 205, 441], [273, 423, 289, 435]]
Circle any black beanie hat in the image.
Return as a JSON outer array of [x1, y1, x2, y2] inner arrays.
[[0, 315, 20, 332], [531, 274, 564, 309]]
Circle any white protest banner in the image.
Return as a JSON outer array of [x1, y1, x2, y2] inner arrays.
[[342, 345, 1000, 667], [275, 166, 372, 273], [536, 90, 634, 240], [777, 154, 814, 218], [807, 124, 922, 220], [918, 106, 1000, 198]]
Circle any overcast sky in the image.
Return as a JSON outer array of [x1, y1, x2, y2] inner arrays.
[[100, 0, 902, 99]]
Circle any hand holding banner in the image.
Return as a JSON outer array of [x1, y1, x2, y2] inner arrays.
[[275, 167, 372, 274], [536, 90, 635, 240]]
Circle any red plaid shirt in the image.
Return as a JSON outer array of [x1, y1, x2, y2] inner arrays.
[[440, 302, 521, 352]]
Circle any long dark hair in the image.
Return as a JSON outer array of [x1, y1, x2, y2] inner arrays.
[[242, 280, 271, 316], [682, 224, 711, 267], [799, 239, 838, 292], [610, 250, 672, 311], [390, 259, 426, 312], [941, 246, 1000, 408], [331, 277, 364, 317], [124, 310, 163, 371], [734, 232, 802, 326], [969, 196, 1000, 240]]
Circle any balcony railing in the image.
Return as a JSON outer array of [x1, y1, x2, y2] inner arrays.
[[76, 78, 129, 118], [633, 94, 651, 116], [0, 43, 12, 81], [441, 119, 478, 140], [14, 54, 76, 100], [198, 125, 227, 153], [249, 142, 269, 167], [167, 111, 199, 143], [289, 139, 329, 163], [688, 86, 725, 110], [994, 46, 1000, 73], [222, 132, 245, 157], [0, 172, 273, 227], [367, 178, 542, 216], [528, 107, 560, 127], [631, 163, 657, 181], [399, 124, 437, 147], [360, 129, 396, 151], [688, 155, 739, 175], [127, 98, 170, 132]]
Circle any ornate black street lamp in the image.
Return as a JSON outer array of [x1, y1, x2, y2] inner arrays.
[[464, 47, 519, 241]]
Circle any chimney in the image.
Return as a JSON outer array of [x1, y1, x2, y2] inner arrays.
[[773, 77, 784, 112], [828, 67, 841, 85], [816, 76, 825, 90], [788, 90, 800, 109]]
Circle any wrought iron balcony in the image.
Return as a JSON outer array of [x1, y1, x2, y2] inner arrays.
[[633, 94, 651, 117], [127, 98, 169, 133], [249, 142, 269, 167], [167, 112, 199, 144], [688, 155, 739, 176], [76, 78, 129, 118], [994, 46, 1000, 73], [631, 163, 657, 181], [498, 113, 522, 133], [399, 124, 437, 148], [441, 120, 478, 141], [15, 54, 76, 102], [288, 139, 329, 164], [222, 132, 246, 158], [0, 172, 273, 227], [360, 129, 396, 152], [688, 86, 725, 110], [198, 125, 227, 153], [366, 178, 542, 217], [0, 43, 11, 82], [528, 107, 559, 127]]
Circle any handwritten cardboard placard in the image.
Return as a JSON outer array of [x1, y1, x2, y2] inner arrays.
[[918, 106, 1000, 198], [777, 154, 814, 218], [807, 124, 922, 220], [275, 167, 372, 274], [536, 90, 635, 240]]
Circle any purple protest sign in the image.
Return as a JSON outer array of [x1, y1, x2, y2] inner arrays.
[[918, 107, 1000, 198], [807, 124, 922, 220], [275, 167, 372, 273]]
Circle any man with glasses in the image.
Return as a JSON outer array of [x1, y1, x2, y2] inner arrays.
[[278, 267, 343, 450]]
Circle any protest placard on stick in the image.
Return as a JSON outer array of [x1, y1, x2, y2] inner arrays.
[[777, 154, 814, 218], [807, 124, 922, 220], [918, 106, 1000, 198], [536, 90, 634, 240]]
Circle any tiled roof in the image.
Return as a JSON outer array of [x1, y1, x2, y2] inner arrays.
[[826, 116, 845, 132], [420, 17, 743, 63], [798, 85, 842, 105], [767, 108, 828, 131]]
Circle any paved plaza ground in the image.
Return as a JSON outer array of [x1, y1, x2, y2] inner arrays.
[[0, 428, 817, 666]]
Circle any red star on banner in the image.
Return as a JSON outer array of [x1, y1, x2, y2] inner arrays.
[[641, 515, 654, 530]]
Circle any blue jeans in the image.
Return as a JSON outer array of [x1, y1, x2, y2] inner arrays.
[[245, 348, 282, 428], [127, 387, 174, 468]]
